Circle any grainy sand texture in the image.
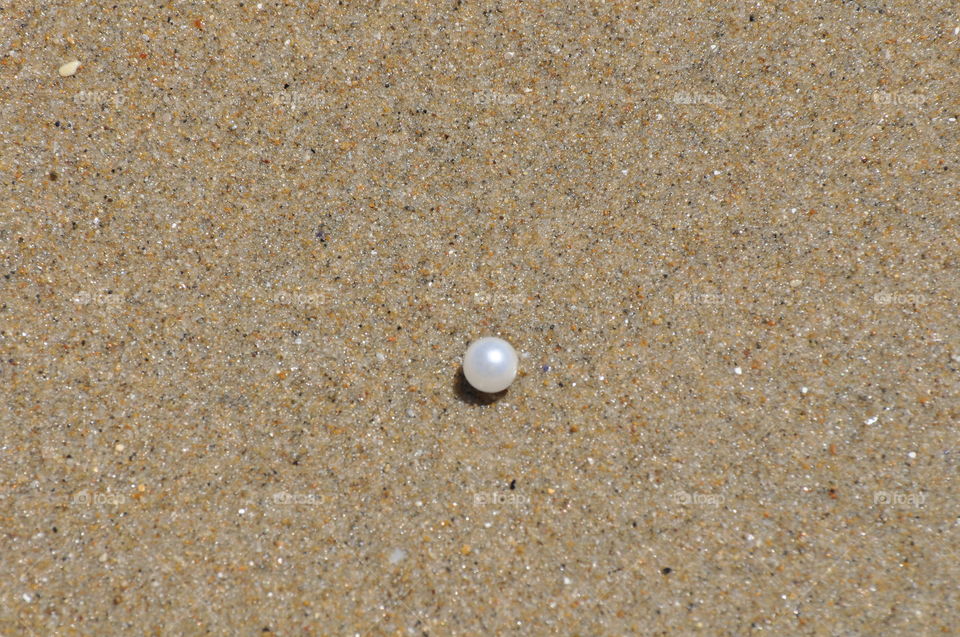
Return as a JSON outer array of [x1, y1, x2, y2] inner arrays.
[[1, 0, 959, 634]]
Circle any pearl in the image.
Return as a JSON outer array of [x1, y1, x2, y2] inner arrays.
[[463, 337, 518, 393]]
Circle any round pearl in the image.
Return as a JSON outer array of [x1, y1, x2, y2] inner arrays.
[[463, 337, 518, 393]]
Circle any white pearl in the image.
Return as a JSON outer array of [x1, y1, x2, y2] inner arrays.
[[463, 337, 518, 393]]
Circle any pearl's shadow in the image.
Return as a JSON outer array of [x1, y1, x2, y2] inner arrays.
[[454, 366, 507, 405]]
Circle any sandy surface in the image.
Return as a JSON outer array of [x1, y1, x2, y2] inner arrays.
[[1, 1, 958, 634]]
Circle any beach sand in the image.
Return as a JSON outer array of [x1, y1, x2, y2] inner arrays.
[[1, 1, 958, 634]]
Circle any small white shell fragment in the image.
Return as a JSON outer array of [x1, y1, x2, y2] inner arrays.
[[58, 60, 81, 77]]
